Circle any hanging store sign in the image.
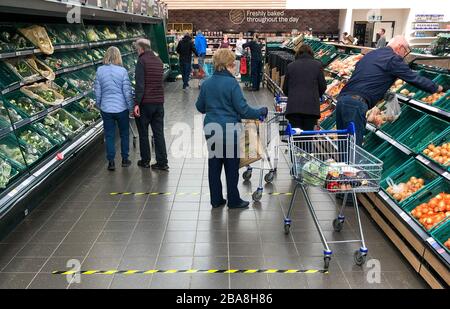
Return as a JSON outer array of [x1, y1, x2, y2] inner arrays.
[[229, 10, 300, 25]]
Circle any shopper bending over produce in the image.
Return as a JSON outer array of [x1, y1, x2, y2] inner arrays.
[[283, 44, 327, 131], [94, 46, 133, 171], [176, 31, 198, 90], [196, 48, 268, 209], [134, 39, 169, 171], [336, 35, 444, 147]]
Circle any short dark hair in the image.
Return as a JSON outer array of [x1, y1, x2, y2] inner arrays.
[[343, 32, 348, 36], [380, 28, 386, 34], [295, 44, 314, 59]]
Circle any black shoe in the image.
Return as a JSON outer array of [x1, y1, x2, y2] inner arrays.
[[137, 160, 150, 168], [107, 161, 115, 171], [151, 163, 169, 171], [212, 199, 226, 208], [122, 159, 131, 167], [228, 200, 250, 209]]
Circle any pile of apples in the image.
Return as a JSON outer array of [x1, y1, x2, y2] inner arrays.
[[328, 54, 363, 77], [423, 143, 450, 166], [411, 192, 450, 230], [326, 80, 346, 97], [420, 92, 446, 105], [399, 88, 416, 97], [445, 238, 450, 250], [386, 176, 425, 202], [319, 109, 333, 122]]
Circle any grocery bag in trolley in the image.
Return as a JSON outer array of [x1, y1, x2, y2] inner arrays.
[[239, 120, 263, 168]]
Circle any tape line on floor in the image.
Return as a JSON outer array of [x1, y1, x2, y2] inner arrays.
[[109, 192, 293, 196], [52, 269, 328, 275]]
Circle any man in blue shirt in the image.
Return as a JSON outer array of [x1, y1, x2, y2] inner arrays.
[[337, 35, 443, 146], [194, 30, 207, 76]]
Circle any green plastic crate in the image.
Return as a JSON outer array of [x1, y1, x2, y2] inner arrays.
[[0, 134, 41, 169], [402, 178, 450, 232], [418, 128, 450, 171], [363, 131, 385, 154], [431, 220, 450, 254], [371, 141, 391, 158], [320, 111, 336, 130], [16, 125, 58, 156], [0, 61, 21, 90], [434, 92, 450, 112], [379, 105, 426, 139], [397, 115, 450, 153], [3, 91, 46, 117], [396, 70, 440, 97], [377, 145, 410, 179], [381, 158, 440, 206]]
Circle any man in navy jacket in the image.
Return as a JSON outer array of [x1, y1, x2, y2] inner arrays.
[[336, 35, 443, 147], [243, 33, 263, 91]]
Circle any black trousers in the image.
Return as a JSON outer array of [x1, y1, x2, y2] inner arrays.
[[286, 113, 318, 131], [135, 104, 168, 165], [207, 141, 242, 207], [251, 60, 262, 90]]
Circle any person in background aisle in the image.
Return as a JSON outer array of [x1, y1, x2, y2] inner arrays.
[[94, 46, 133, 171], [234, 32, 246, 78], [283, 45, 327, 131], [336, 35, 443, 147], [219, 34, 231, 49], [195, 49, 268, 209], [194, 30, 207, 74], [243, 33, 263, 91], [176, 31, 198, 90], [376, 28, 387, 48], [134, 39, 169, 171]]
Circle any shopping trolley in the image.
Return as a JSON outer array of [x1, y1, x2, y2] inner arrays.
[[283, 123, 383, 269], [242, 110, 285, 201]]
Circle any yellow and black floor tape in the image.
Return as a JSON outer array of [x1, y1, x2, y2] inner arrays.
[[110, 192, 293, 196], [53, 269, 328, 275]]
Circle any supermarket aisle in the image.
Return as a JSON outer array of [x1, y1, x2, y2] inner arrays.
[[0, 82, 428, 289]]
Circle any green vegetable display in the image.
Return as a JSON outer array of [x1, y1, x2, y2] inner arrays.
[[41, 56, 63, 70], [0, 27, 33, 51], [52, 110, 84, 135], [36, 89, 56, 103], [0, 100, 22, 123], [86, 27, 100, 42], [0, 157, 17, 189], [9, 96, 45, 116], [0, 142, 39, 166], [19, 129, 54, 154], [35, 117, 67, 144]]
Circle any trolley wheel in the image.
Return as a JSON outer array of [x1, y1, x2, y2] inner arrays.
[[324, 256, 331, 270], [242, 170, 252, 181], [353, 250, 367, 266], [332, 218, 344, 232], [284, 223, 291, 235], [252, 190, 262, 202], [264, 172, 274, 183]]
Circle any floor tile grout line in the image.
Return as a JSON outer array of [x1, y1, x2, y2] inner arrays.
[[0, 154, 99, 281], [107, 170, 154, 289], [148, 155, 186, 288], [65, 167, 140, 289], [24, 186, 102, 289]]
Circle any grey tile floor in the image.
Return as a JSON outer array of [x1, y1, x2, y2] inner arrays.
[[0, 81, 428, 289]]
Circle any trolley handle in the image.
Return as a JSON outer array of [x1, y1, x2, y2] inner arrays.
[[286, 122, 356, 136]]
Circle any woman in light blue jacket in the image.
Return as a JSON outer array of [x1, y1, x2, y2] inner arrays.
[[94, 46, 134, 171]]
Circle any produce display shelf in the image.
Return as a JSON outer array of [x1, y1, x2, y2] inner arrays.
[[0, 91, 92, 141], [407, 98, 450, 121], [0, 38, 140, 61], [374, 129, 413, 155]]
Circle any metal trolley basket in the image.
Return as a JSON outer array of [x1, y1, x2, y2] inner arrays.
[[284, 123, 383, 269], [242, 110, 283, 201]]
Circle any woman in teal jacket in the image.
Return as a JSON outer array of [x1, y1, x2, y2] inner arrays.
[[196, 49, 268, 209]]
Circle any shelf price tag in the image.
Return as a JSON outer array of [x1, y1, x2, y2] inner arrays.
[[443, 171, 450, 180], [417, 155, 430, 166]]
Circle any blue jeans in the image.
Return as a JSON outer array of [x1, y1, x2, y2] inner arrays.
[[335, 95, 368, 147], [180, 61, 191, 88], [101, 110, 129, 161]]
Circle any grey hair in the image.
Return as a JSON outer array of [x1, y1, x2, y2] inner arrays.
[[388, 35, 409, 50], [135, 38, 151, 51]]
